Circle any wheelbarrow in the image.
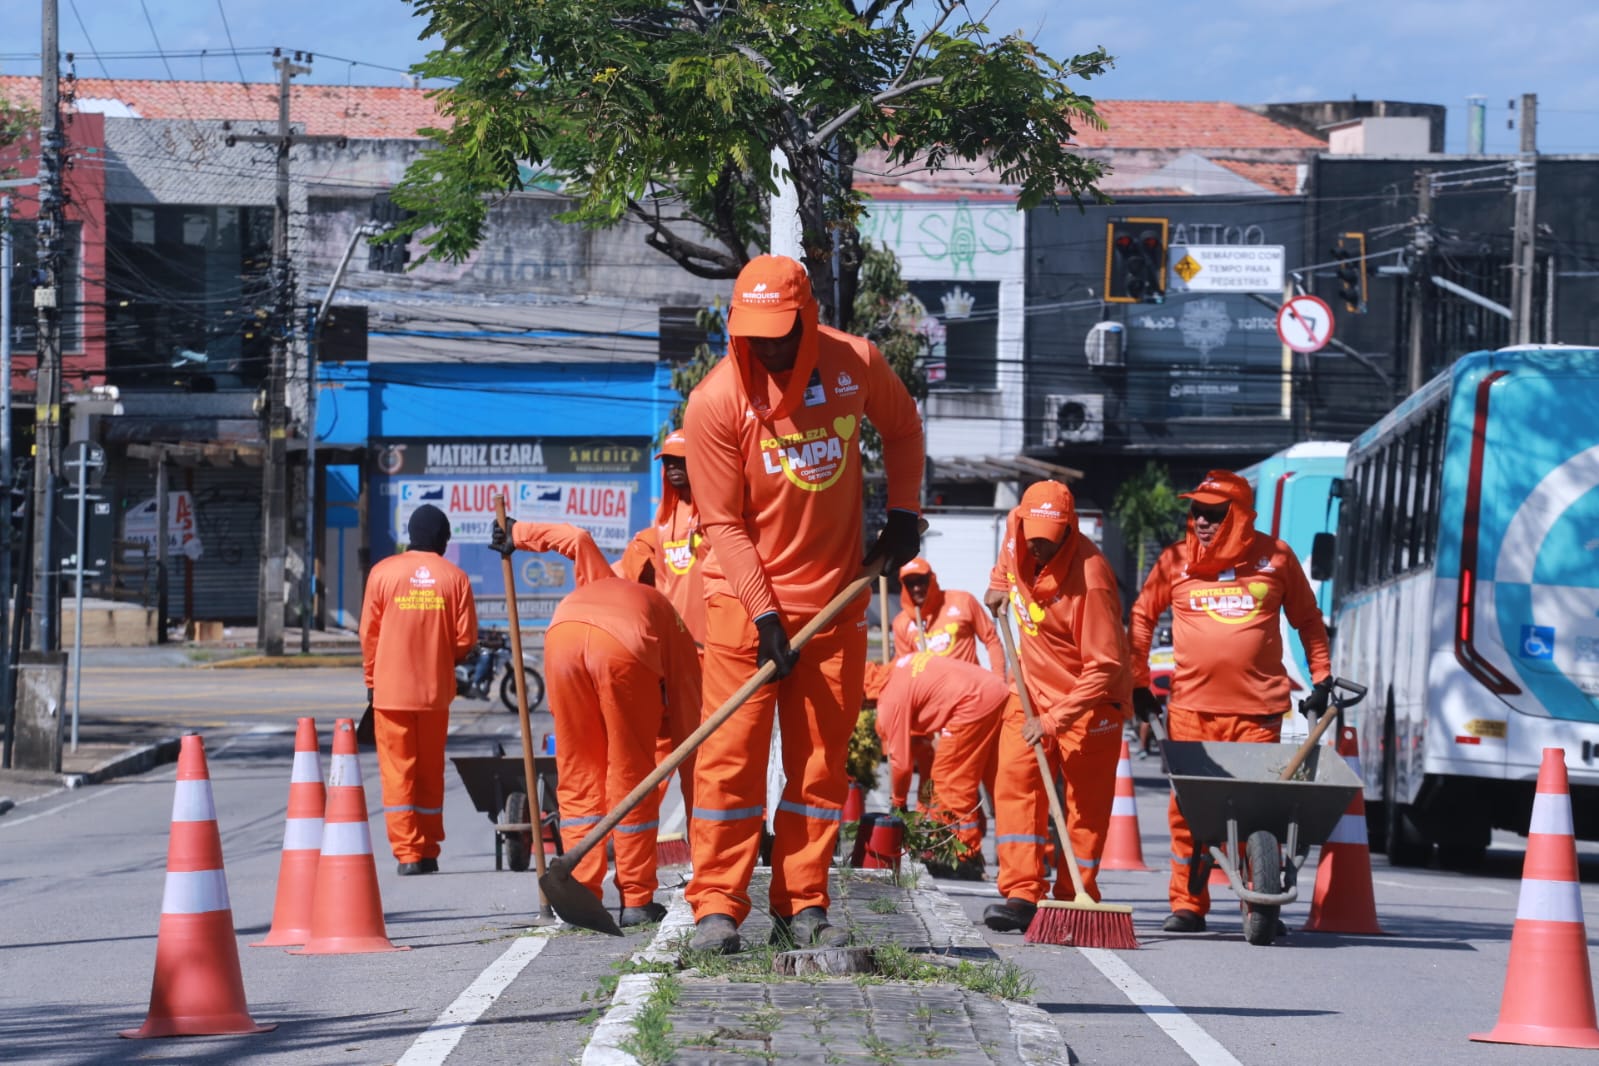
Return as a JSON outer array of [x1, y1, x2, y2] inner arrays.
[[451, 749, 561, 872], [1163, 681, 1366, 945]]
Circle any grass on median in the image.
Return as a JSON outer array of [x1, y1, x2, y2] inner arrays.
[[619, 972, 681, 1066]]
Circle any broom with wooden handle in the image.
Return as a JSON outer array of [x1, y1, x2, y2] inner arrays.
[[995, 611, 1139, 950]]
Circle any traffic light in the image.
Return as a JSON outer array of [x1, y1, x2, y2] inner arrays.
[[368, 194, 415, 274], [1105, 218, 1168, 303], [1331, 232, 1367, 313]]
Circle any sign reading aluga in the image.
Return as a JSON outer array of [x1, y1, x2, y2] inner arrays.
[[1168, 244, 1285, 294], [1275, 295, 1336, 353]]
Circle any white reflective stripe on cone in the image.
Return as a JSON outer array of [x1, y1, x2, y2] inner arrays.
[[328, 755, 363, 787], [1529, 792, 1575, 837], [1111, 796, 1137, 817], [321, 819, 374, 857], [161, 868, 231, 914], [283, 817, 325, 851], [1116, 761, 1133, 779], [170, 780, 217, 823], [1324, 812, 1367, 846], [291, 751, 323, 784], [1516, 878, 1586, 923]]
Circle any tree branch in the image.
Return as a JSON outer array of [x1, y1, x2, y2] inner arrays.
[[808, 75, 944, 148], [626, 200, 743, 278]]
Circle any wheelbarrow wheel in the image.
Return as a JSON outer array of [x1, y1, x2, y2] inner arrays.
[[1242, 829, 1282, 946], [502, 791, 533, 873]]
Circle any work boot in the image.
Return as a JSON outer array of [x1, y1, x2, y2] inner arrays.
[[981, 898, 1037, 933], [397, 860, 432, 876], [688, 914, 741, 955], [1161, 910, 1207, 933], [771, 907, 850, 948], [420, 857, 439, 874], [619, 902, 668, 928]]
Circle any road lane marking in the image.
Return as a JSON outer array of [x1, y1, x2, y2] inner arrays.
[[1077, 948, 1244, 1066], [1372, 877, 1508, 896], [0, 784, 133, 829], [395, 926, 558, 1066]]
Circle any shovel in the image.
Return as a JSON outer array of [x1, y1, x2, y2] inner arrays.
[[541, 563, 886, 935], [496, 497, 553, 920]]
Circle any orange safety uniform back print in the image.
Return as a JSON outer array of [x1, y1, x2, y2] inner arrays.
[[361, 551, 477, 712]]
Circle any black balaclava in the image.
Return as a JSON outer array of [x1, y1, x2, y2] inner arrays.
[[407, 504, 451, 554]]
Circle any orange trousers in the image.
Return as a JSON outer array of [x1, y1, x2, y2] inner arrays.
[[891, 735, 939, 810], [375, 709, 450, 863], [993, 695, 1123, 903], [546, 623, 676, 908], [652, 647, 704, 837], [927, 710, 1004, 854], [1167, 705, 1283, 915], [686, 592, 867, 925]]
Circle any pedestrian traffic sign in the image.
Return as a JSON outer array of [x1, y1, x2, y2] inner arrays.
[[1275, 295, 1335, 353]]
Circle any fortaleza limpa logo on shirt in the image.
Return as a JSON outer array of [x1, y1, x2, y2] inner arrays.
[[410, 566, 436, 588], [1186, 581, 1271, 624], [760, 415, 856, 491], [921, 622, 959, 654], [662, 535, 697, 575]]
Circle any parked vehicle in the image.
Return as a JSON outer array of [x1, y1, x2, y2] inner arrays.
[[456, 631, 545, 712]]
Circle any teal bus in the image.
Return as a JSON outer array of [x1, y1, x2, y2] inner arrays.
[[1318, 347, 1599, 866]]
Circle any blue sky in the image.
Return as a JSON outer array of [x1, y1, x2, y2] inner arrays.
[[4, 0, 1595, 154]]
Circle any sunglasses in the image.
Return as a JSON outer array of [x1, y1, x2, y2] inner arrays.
[[1190, 503, 1230, 523]]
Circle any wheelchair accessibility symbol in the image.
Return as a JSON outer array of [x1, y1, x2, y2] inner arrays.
[[1520, 625, 1556, 661]]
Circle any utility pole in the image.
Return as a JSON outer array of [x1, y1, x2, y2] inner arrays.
[[1, 196, 14, 740], [29, 0, 64, 653], [1407, 171, 1433, 394], [1509, 93, 1538, 346]]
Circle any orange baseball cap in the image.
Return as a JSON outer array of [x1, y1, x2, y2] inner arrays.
[[899, 557, 933, 581], [1018, 480, 1076, 543], [727, 254, 810, 338], [1180, 470, 1252, 509], [655, 428, 687, 460]]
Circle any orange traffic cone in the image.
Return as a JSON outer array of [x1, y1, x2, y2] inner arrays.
[[1303, 726, 1384, 935], [1101, 739, 1151, 871], [252, 718, 325, 947], [121, 734, 275, 1038], [1471, 748, 1599, 1048], [289, 718, 407, 955]]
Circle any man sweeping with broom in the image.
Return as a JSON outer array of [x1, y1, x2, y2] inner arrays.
[[981, 480, 1136, 941]]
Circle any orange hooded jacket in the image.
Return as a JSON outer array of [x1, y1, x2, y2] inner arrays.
[[987, 482, 1133, 729], [684, 256, 923, 621], [891, 558, 1003, 673], [1129, 470, 1331, 717]]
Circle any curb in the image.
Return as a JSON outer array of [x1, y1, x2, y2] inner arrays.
[[205, 654, 363, 669], [82, 736, 183, 784], [581, 973, 659, 1066]]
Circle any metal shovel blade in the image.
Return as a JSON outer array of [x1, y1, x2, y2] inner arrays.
[[539, 858, 622, 936]]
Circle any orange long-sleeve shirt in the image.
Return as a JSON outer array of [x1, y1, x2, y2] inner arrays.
[[685, 325, 923, 621], [512, 521, 613, 587], [987, 516, 1132, 729], [653, 494, 707, 644], [874, 652, 1009, 775], [1129, 531, 1331, 717], [892, 588, 1004, 675], [361, 550, 477, 712]]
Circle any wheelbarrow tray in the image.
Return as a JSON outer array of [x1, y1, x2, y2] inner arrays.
[[451, 754, 558, 818], [1164, 740, 1361, 851]]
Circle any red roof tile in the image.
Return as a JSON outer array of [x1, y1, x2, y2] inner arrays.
[[1072, 101, 1325, 150], [1212, 159, 1302, 194], [0, 75, 443, 139]]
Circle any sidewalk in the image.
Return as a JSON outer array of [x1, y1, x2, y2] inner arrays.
[[585, 867, 1071, 1065]]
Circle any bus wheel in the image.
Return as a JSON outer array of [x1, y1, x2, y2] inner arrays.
[[1383, 713, 1432, 867]]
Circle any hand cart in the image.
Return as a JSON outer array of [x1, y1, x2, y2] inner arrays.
[[451, 752, 561, 872]]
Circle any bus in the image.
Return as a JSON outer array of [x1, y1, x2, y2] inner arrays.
[[1317, 346, 1599, 867], [1238, 441, 1349, 742]]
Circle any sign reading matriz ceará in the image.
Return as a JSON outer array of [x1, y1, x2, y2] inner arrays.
[[372, 438, 651, 476], [1168, 244, 1285, 294]]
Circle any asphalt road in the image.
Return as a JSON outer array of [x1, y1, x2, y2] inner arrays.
[[4, 667, 1599, 1065]]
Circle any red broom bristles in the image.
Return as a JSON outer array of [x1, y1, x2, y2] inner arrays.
[[655, 833, 692, 866], [1024, 900, 1140, 950]]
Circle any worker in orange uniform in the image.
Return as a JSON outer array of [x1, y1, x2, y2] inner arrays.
[[615, 428, 708, 645], [360, 504, 478, 875], [980, 481, 1133, 932], [872, 651, 1007, 879], [683, 253, 924, 955], [490, 518, 701, 927], [1130, 469, 1332, 934], [891, 557, 1006, 810]]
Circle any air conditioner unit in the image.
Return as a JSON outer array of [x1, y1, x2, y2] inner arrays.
[[1085, 321, 1125, 367], [1043, 393, 1104, 445]]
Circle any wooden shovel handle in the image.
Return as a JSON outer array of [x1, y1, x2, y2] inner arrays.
[[495, 498, 551, 899], [1277, 703, 1341, 782]]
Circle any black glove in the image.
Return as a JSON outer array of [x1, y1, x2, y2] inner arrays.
[[1301, 677, 1335, 718], [489, 518, 516, 559], [865, 509, 921, 571], [1133, 687, 1162, 723], [754, 612, 798, 683], [356, 688, 376, 746]]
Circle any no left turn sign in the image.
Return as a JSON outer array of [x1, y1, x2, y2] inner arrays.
[[1275, 294, 1335, 353]]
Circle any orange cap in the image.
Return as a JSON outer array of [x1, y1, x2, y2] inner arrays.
[[727, 255, 810, 338], [898, 557, 933, 581], [1018, 480, 1076, 543], [655, 428, 687, 460], [1180, 469, 1252, 509]]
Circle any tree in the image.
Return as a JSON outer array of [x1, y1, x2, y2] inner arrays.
[[394, 0, 1111, 325], [1111, 461, 1186, 583], [0, 91, 37, 178]]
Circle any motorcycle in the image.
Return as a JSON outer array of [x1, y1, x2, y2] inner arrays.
[[455, 633, 545, 712]]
